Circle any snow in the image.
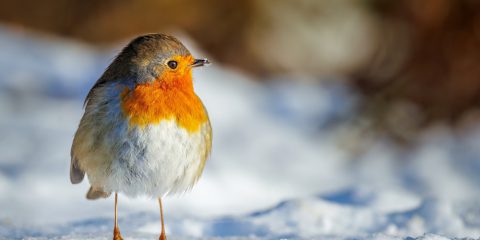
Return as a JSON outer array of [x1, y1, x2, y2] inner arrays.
[[1, 25, 480, 239]]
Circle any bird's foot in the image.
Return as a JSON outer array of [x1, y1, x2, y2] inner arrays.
[[159, 231, 167, 240], [113, 227, 123, 240]]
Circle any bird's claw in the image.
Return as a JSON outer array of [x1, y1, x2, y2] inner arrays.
[[159, 231, 167, 240], [113, 227, 123, 240]]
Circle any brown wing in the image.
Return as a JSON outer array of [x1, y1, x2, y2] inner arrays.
[[70, 147, 85, 184]]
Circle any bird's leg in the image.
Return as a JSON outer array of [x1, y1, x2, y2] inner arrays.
[[158, 198, 167, 240], [113, 192, 123, 240]]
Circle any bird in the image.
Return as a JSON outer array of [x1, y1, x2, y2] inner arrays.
[[70, 33, 212, 240]]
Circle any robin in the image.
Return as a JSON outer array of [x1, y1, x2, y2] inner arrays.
[[70, 34, 212, 240]]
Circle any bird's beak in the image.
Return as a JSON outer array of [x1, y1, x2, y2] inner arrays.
[[191, 58, 210, 68]]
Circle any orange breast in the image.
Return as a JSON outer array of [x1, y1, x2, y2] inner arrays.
[[121, 73, 208, 133]]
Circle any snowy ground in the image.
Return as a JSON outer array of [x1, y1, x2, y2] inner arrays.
[[0, 26, 480, 240]]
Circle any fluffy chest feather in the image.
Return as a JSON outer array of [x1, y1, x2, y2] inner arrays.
[[121, 78, 208, 133], [104, 120, 211, 196]]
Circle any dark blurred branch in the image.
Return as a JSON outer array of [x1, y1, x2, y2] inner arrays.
[[353, 0, 480, 142]]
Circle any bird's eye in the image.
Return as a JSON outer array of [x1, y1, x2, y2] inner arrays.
[[167, 60, 178, 69]]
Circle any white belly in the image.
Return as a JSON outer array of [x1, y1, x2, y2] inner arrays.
[[86, 119, 210, 198]]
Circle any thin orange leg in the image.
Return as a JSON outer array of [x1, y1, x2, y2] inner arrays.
[[113, 192, 123, 240], [159, 198, 167, 240]]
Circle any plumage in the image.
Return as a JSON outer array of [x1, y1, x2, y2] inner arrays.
[[70, 33, 211, 199], [71, 77, 211, 198]]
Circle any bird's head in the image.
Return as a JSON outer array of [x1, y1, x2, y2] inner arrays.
[[107, 34, 209, 90]]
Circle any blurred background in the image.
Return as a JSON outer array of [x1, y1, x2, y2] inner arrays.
[[1, 0, 480, 239]]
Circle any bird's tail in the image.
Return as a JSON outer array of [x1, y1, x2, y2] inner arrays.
[[86, 186, 111, 200]]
